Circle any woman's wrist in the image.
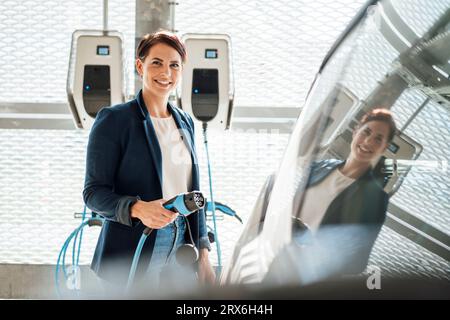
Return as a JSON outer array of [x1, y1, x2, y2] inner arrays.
[[130, 200, 143, 219], [199, 248, 209, 261]]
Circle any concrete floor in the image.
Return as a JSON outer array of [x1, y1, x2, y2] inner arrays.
[[0, 264, 100, 299]]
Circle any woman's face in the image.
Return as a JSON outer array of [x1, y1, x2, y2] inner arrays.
[[350, 120, 390, 164], [136, 42, 182, 98]]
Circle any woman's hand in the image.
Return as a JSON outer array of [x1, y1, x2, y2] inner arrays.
[[130, 199, 178, 229], [198, 249, 216, 285]]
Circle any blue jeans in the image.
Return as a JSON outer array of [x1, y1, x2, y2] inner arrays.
[[145, 215, 196, 290]]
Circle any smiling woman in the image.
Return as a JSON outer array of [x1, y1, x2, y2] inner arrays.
[[343, 108, 396, 179], [135, 31, 186, 118], [83, 30, 215, 291], [288, 109, 397, 276], [297, 109, 397, 231]]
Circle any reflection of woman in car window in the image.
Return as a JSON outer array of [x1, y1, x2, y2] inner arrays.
[[296, 108, 397, 274]]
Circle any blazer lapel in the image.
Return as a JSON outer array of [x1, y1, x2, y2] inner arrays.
[[143, 119, 163, 187], [169, 104, 200, 190], [308, 159, 344, 187], [320, 170, 371, 225], [136, 92, 163, 188]]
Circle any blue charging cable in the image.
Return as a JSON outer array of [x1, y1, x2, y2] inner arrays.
[[202, 122, 222, 269], [206, 201, 242, 224], [70, 205, 87, 293], [55, 212, 103, 298], [126, 228, 152, 292], [73, 205, 87, 267]]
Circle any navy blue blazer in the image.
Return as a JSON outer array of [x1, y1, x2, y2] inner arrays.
[[258, 159, 389, 276], [83, 90, 209, 283], [300, 159, 389, 273], [305, 159, 388, 226]]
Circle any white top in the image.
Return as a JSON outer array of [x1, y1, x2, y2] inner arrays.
[[151, 115, 193, 200], [298, 168, 355, 231]]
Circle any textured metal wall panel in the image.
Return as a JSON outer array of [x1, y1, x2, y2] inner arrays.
[[0, 129, 99, 264], [391, 0, 450, 37], [391, 99, 450, 235], [334, 25, 398, 101], [0, 0, 135, 103], [369, 225, 450, 280], [176, 0, 366, 108]]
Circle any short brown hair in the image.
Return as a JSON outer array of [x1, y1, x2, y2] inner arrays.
[[136, 30, 186, 62], [359, 108, 397, 142]]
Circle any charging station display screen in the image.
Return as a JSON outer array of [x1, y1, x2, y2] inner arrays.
[[97, 45, 110, 56], [192, 69, 218, 94], [388, 142, 400, 154], [191, 68, 219, 122], [205, 49, 218, 59], [83, 65, 111, 117]]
